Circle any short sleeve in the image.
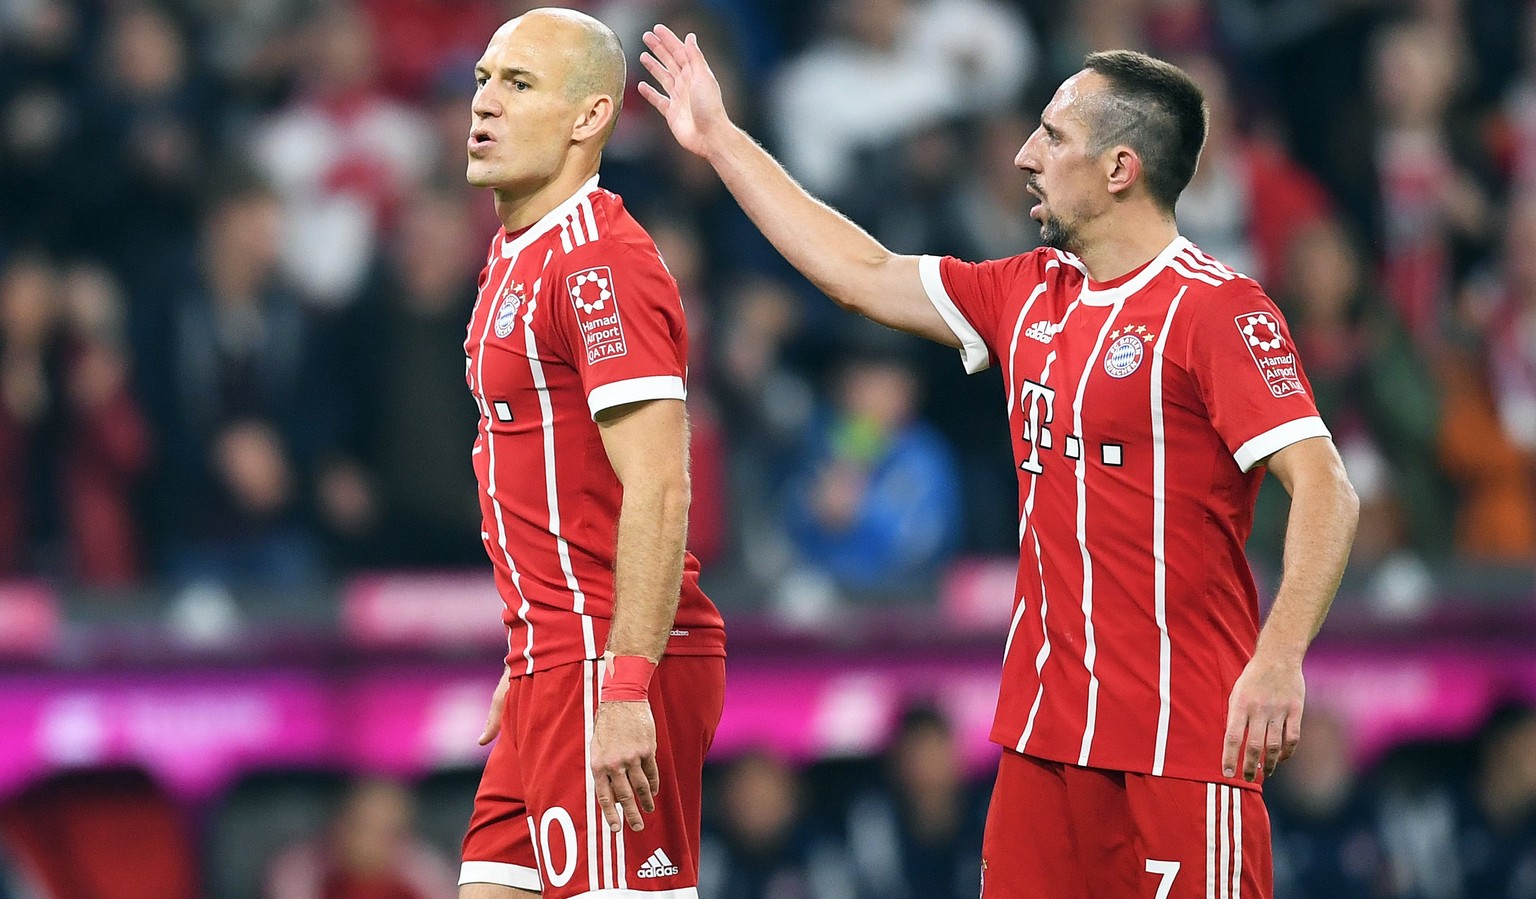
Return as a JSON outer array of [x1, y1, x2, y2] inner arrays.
[[553, 241, 688, 419], [918, 252, 1042, 374], [1183, 280, 1331, 472]]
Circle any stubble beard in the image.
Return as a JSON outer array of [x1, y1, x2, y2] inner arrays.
[[1040, 215, 1078, 254]]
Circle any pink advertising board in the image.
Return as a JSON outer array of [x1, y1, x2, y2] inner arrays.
[[0, 644, 1532, 801]]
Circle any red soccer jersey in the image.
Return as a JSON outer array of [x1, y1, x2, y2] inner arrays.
[[464, 177, 725, 674], [922, 236, 1329, 790]]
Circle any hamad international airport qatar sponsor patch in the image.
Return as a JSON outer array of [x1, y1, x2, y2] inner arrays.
[[1236, 311, 1302, 397], [569, 265, 628, 364]]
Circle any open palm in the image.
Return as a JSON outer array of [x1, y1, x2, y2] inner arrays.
[[638, 24, 729, 159]]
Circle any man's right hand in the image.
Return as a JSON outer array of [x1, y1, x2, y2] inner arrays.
[[479, 664, 511, 745], [638, 24, 731, 159]]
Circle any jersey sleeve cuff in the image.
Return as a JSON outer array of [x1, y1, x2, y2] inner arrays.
[[1233, 416, 1332, 472], [587, 375, 687, 419], [919, 255, 990, 374]]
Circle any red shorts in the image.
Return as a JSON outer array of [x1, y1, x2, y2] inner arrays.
[[982, 751, 1272, 899], [461, 655, 725, 897]]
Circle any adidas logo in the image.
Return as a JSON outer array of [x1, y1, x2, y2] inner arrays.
[[636, 848, 680, 879], [1025, 320, 1061, 344]]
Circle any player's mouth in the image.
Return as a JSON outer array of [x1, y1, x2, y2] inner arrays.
[[1026, 180, 1045, 219], [469, 129, 496, 155]]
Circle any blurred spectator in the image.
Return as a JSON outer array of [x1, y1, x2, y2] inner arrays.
[[1497, 6, 1536, 195], [0, 255, 147, 585], [766, 0, 1029, 200], [1175, 54, 1334, 292], [1367, 17, 1495, 346], [781, 349, 962, 596], [699, 751, 856, 899], [89, 5, 209, 288], [1458, 704, 1536, 898], [266, 777, 457, 899], [951, 114, 1039, 262], [649, 216, 730, 565], [249, 3, 433, 310], [324, 187, 484, 567], [1253, 218, 1449, 578], [0, 253, 60, 576], [1439, 195, 1536, 561], [844, 705, 987, 899], [841, 122, 971, 258], [710, 276, 815, 582], [56, 264, 152, 586], [0, 0, 86, 256], [163, 182, 328, 587], [1267, 708, 1389, 899]]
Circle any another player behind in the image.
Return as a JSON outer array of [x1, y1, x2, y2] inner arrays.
[[640, 29, 1357, 899], [458, 10, 726, 899]]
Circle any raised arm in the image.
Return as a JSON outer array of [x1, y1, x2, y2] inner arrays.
[[638, 25, 959, 348]]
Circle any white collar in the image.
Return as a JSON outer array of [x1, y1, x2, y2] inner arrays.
[[1076, 236, 1190, 306], [499, 175, 602, 259]]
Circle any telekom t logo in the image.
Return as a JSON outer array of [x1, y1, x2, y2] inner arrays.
[[1018, 379, 1056, 475]]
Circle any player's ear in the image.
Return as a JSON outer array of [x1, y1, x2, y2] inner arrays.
[[572, 94, 616, 143], [1105, 146, 1141, 197]]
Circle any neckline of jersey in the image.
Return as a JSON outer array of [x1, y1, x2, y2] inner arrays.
[[1076, 235, 1191, 306], [498, 174, 602, 260]]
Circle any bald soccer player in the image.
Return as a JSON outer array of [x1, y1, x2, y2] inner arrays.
[[457, 10, 726, 898]]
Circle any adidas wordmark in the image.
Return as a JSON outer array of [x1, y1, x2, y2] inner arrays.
[[636, 848, 680, 879]]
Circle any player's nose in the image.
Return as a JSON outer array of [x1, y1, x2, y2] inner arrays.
[[471, 87, 499, 119], [1015, 132, 1040, 172]]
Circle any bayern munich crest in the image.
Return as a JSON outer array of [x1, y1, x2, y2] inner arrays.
[[1104, 333, 1146, 378], [493, 284, 525, 338]]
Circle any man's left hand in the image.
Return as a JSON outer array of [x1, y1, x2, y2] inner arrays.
[[1221, 656, 1305, 781], [590, 700, 660, 832]]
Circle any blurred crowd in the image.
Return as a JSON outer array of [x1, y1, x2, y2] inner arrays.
[[2, 0, 1536, 610], [0, 702, 1533, 898]]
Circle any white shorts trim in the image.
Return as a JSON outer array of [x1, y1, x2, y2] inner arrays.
[[1232, 416, 1331, 472], [587, 376, 687, 418], [570, 889, 700, 898], [460, 860, 544, 890], [919, 255, 990, 374]]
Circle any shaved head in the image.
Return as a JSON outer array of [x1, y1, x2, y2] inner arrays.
[[502, 8, 626, 136]]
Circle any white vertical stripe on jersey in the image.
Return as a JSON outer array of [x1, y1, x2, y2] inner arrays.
[[1206, 783, 1217, 899], [560, 221, 574, 253], [1149, 287, 1187, 775], [522, 251, 598, 660], [616, 803, 628, 889], [1232, 787, 1243, 897], [580, 197, 600, 244], [476, 243, 539, 673], [1004, 281, 1050, 414], [1219, 785, 1232, 899], [999, 281, 1048, 667], [1014, 350, 1058, 752], [585, 659, 599, 892], [1074, 302, 1126, 766]]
